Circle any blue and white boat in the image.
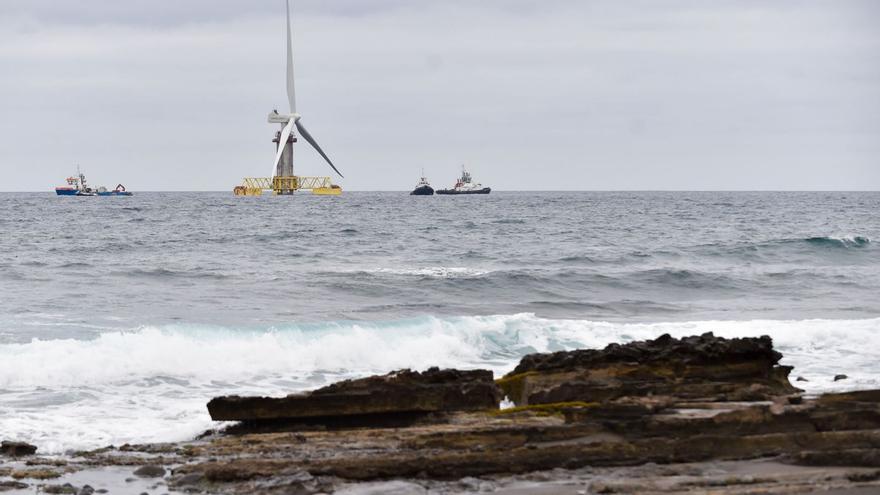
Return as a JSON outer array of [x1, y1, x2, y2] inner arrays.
[[55, 169, 132, 196]]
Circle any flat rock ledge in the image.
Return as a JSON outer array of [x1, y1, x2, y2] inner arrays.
[[6, 333, 880, 495], [207, 367, 501, 427]]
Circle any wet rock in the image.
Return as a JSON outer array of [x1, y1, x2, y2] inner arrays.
[[78, 485, 95, 495], [0, 481, 29, 492], [169, 471, 205, 488], [499, 333, 799, 405], [848, 470, 880, 482], [818, 389, 880, 404], [10, 468, 61, 480], [252, 469, 334, 494], [208, 367, 501, 423], [133, 464, 166, 478], [0, 440, 37, 457], [834, 374, 848, 381], [25, 457, 67, 467], [792, 448, 880, 467], [796, 376, 808, 382], [42, 483, 78, 494]]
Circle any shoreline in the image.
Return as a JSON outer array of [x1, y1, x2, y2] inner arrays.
[[3, 333, 880, 494]]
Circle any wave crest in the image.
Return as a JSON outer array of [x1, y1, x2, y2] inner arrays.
[[804, 235, 870, 248], [2, 314, 878, 389]]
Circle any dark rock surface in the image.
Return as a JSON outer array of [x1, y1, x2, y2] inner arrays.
[[41, 483, 77, 494], [499, 332, 799, 405], [0, 481, 29, 492], [208, 367, 501, 422], [0, 441, 37, 457], [132, 465, 165, 478], [511, 332, 782, 374]]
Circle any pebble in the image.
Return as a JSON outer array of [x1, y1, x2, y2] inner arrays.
[[134, 464, 167, 478]]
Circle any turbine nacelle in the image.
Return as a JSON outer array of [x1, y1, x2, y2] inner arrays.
[[267, 111, 301, 125]]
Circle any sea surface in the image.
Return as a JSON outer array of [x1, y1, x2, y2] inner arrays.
[[0, 191, 878, 453]]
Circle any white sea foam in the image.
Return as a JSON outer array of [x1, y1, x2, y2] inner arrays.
[[365, 267, 491, 278], [1, 314, 878, 453], [830, 234, 871, 245]]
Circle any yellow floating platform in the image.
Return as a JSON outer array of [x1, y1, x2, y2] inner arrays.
[[233, 176, 342, 196], [312, 186, 342, 195]]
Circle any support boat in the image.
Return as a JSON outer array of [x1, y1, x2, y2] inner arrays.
[[436, 167, 491, 195], [410, 172, 434, 196], [55, 169, 132, 196]]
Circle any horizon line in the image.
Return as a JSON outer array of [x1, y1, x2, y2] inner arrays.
[[3, 189, 880, 193]]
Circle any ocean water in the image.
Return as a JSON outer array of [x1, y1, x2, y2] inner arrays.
[[0, 191, 878, 453]]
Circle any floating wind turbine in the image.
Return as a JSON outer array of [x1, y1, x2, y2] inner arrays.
[[268, 0, 342, 179]]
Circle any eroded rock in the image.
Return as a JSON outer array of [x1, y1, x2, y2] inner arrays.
[[499, 333, 799, 406], [208, 367, 501, 424]]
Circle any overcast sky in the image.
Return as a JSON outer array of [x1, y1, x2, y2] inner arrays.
[[1, 0, 878, 191]]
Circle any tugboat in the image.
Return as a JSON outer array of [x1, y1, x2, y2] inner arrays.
[[55, 167, 132, 196], [436, 166, 491, 195], [410, 172, 434, 196]]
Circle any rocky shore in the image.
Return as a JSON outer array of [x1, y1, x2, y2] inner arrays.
[[2, 333, 879, 494]]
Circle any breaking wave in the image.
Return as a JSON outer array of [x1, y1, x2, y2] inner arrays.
[[803, 235, 870, 248], [339, 267, 492, 279]]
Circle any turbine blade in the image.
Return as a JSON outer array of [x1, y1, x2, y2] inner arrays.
[[286, 0, 296, 113], [272, 119, 295, 177], [296, 119, 343, 178]]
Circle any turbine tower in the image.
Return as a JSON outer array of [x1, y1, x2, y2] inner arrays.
[[235, 0, 343, 196]]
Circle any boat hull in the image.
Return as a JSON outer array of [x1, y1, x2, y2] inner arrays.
[[96, 191, 133, 196], [436, 187, 491, 195], [410, 185, 434, 196], [55, 188, 78, 196]]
